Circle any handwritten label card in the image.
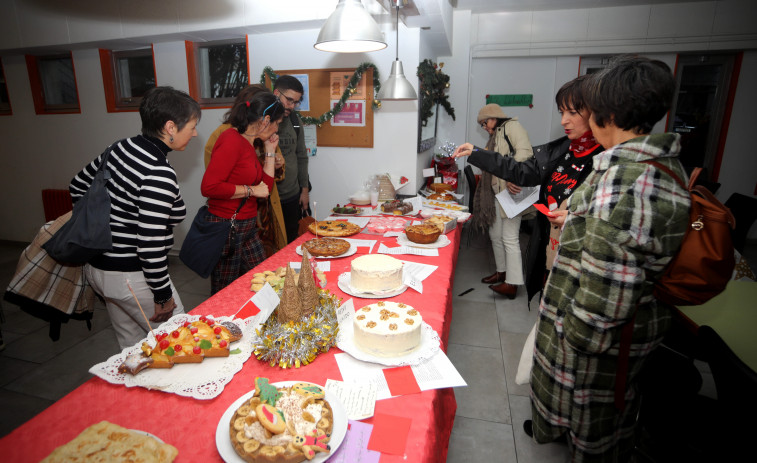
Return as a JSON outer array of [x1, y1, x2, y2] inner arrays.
[[325, 379, 377, 420]]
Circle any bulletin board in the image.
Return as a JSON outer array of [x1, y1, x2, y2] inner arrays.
[[267, 67, 374, 148]]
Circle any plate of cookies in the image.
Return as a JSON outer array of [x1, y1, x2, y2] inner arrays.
[[216, 378, 347, 463]]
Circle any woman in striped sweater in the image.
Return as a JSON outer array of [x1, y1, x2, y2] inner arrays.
[[71, 87, 201, 349]]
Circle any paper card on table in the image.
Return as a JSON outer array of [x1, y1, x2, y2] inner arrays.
[[334, 350, 466, 401], [328, 420, 381, 463], [379, 244, 439, 257], [367, 413, 412, 455], [335, 298, 355, 327], [383, 366, 421, 396], [382, 231, 403, 237], [290, 261, 330, 272], [246, 283, 279, 318], [234, 298, 260, 319], [345, 238, 377, 253], [533, 203, 555, 217], [401, 260, 438, 281], [422, 167, 435, 177], [495, 185, 540, 218], [325, 379, 377, 420]]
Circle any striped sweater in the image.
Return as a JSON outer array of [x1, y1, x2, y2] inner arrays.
[[69, 135, 186, 302]]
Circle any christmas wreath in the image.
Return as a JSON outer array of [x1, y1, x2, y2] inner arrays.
[[260, 63, 382, 127], [417, 59, 455, 127]]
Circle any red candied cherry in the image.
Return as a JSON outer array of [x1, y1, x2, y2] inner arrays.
[[193, 346, 201, 354], [219, 340, 228, 348], [190, 326, 198, 334], [199, 316, 207, 323], [213, 326, 222, 335], [171, 330, 180, 338], [194, 337, 200, 342], [159, 339, 169, 350], [182, 321, 191, 327], [174, 344, 182, 351], [156, 332, 166, 341], [206, 318, 214, 326]]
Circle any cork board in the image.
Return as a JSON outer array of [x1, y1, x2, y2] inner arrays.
[[268, 67, 373, 148]]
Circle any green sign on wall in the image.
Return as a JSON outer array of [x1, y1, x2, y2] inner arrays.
[[486, 94, 533, 107]]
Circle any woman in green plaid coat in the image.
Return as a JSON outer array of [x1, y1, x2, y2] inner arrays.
[[529, 56, 691, 462]]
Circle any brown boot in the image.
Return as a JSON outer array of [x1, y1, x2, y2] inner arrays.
[[481, 272, 506, 284], [490, 282, 518, 299]]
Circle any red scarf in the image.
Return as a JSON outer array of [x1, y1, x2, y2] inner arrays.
[[569, 130, 599, 157]]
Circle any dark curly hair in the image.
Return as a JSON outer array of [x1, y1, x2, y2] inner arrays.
[[584, 55, 675, 134], [223, 90, 285, 134]]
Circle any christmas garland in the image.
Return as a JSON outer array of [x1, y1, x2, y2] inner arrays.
[[260, 63, 382, 127], [417, 59, 455, 126]]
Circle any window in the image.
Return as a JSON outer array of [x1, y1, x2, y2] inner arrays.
[[186, 38, 249, 108], [99, 47, 156, 112], [0, 59, 11, 115], [25, 52, 80, 114]]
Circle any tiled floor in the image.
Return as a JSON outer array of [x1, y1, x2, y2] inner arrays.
[[1, 235, 755, 461]]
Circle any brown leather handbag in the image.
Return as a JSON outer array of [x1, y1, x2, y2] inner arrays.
[[643, 161, 736, 306]]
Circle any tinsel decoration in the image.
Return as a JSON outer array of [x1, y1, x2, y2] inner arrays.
[[417, 59, 455, 127], [260, 63, 382, 127], [252, 289, 341, 368]]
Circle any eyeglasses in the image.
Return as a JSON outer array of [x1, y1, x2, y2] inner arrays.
[[278, 93, 302, 108], [480, 119, 489, 128]]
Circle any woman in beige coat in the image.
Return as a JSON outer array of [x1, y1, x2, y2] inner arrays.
[[473, 104, 534, 298]]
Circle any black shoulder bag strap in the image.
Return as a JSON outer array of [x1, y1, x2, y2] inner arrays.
[[500, 121, 515, 155]]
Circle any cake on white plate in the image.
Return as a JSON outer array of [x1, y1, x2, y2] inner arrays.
[[353, 301, 422, 357], [350, 254, 403, 293]]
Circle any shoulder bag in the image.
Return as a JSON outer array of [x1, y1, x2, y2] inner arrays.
[[180, 198, 247, 279], [42, 148, 113, 264]]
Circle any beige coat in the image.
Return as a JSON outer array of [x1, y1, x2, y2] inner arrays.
[[486, 118, 535, 219]]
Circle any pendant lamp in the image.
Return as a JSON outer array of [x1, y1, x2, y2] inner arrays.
[[376, 0, 417, 101], [314, 0, 387, 53]]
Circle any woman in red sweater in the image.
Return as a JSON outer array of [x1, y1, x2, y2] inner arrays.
[[202, 92, 286, 294]]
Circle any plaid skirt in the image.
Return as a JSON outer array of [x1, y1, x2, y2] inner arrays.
[[207, 214, 266, 295]]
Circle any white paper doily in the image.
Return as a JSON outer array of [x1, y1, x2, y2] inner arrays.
[[397, 233, 451, 249], [336, 320, 441, 367], [89, 314, 257, 400]]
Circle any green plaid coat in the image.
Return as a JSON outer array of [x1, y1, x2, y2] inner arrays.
[[530, 133, 690, 462]]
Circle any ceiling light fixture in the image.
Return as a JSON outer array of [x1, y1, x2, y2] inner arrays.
[[314, 0, 387, 53], [376, 0, 417, 101]]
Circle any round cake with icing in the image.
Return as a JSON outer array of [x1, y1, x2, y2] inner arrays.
[[350, 254, 403, 293], [353, 302, 422, 357]]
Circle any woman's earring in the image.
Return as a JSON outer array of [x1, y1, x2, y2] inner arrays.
[[170, 136, 174, 143]]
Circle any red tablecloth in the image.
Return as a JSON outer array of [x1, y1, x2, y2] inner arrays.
[[0, 225, 461, 463]]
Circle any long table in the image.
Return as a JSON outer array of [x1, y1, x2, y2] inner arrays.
[[0, 222, 461, 462]]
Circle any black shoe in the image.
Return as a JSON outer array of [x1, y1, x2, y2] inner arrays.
[[523, 420, 533, 437]]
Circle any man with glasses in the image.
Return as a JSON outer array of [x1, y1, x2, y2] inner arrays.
[[274, 75, 310, 243]]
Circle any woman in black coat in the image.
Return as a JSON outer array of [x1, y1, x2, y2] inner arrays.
[[455, 75, 604, 305]]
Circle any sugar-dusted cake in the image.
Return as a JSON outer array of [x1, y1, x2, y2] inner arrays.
[[350, 254, 403, 293], [353, 302, 422, 357]]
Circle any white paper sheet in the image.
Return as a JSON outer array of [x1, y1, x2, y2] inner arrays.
[[325, 379, 377, 420], [378, 243, 439, 257], [334, 351, 467, 401], [344, 238, 377, 253], [495, 185, 540, 218], [240, 283, 278, 322]]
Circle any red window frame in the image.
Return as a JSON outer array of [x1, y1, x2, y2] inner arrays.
[[25, 52, 81, 115]]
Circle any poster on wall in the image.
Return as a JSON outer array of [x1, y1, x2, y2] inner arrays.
[[304, 125, 317, 156], [330, 100, 365, 127], [329, 72, 366, 100], [291, 74, 310, 111]]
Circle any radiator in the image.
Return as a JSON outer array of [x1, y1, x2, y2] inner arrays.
[[42, 189, 73, 222]]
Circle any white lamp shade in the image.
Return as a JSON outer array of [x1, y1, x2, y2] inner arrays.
[[377, 59, 417, 100], [314, 0, 387, 53]]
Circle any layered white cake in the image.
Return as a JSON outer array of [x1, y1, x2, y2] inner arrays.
[[350, 254, 403, 293], [353, 302, 422, 357]]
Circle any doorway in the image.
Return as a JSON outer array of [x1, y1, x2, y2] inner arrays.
[[667, 53, 740, 183]]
